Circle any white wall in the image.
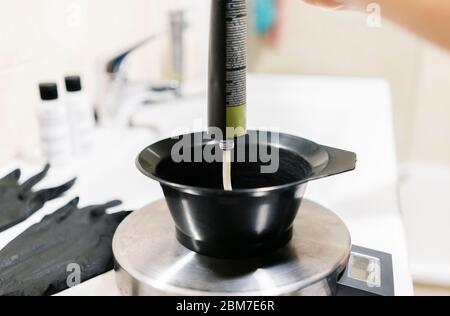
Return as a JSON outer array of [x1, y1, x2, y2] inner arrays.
[[411, 44, 450, 165]]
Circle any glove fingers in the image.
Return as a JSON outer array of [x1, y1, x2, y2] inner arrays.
[[0, 169, 21, 184], [20, 164, 50, 193], [108, 210, 132, 223], [102, 200, 123, 209], [88, 200, 122, 217], [43, 198, 80, 223], [32, 177, 76, 202], [29, 178, 76, 213]]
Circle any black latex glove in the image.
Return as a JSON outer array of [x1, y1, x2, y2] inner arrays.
[[0, 164, 76, 232], [0, 198, 131, 296]]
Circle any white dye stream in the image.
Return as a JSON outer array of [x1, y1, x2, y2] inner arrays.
[[220, 140, 234, 191]]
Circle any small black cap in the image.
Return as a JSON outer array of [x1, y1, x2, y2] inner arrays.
[[39, 83, 59, 100], [65, 75, 82, 92]]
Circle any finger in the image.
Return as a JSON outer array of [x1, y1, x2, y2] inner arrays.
[[32, 177, 76, 202], [0, 169, 21, 184], [20, 164, 50, 193], [39, 197, 79, 224], [29, 178, 77, 212], [107, 210, 133, 223], [86, 200, 123, 218], [303, 0, 345, 9], [53, 198, 79, 222], [103, 200, 123, 209]]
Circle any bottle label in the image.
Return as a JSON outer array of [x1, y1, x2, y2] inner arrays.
[[226, 0, 247, 108], [225, 0, 247, 137]]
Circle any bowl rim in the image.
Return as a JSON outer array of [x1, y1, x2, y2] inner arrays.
[[136, 131, 353, 195]]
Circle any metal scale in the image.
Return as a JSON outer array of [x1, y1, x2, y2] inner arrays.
[[113, 199, 394, 296]]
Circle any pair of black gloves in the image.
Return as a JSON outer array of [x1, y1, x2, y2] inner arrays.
[[0, 165, 130, 296]]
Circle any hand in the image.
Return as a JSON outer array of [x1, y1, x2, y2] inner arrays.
[[302, 0, 450, 51], [302, 0, 370, 10], [303, 0, 345, 9], [0, 165, 76, 232], [0, 198, 131, 296]]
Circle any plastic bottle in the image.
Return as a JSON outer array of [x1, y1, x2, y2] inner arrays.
[[208, 0, 247, 140], [37, 83, 72, 164], [64, 75, 96, 154]]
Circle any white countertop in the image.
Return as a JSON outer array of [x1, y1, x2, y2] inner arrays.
[[0, 74, 414, 296]]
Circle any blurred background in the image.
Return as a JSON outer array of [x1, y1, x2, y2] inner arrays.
[[0, 0, 449, 295]]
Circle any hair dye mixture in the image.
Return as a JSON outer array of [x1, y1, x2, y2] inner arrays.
[[220, 140, 234, 191]]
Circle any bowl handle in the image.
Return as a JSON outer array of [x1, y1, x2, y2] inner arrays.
[[310, 146, 357, 181]]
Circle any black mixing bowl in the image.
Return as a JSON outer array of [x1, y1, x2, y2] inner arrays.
[[137, 131, 356, 258]]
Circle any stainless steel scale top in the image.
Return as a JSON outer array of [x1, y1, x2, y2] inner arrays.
[[113, 199, 352, 296]]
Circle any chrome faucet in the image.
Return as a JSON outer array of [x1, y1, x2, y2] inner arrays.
[[102, 10, 187, 127], [169, 10, 185, 90]]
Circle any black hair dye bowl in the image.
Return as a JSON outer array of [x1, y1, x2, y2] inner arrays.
[[137, 131, 356, 258]]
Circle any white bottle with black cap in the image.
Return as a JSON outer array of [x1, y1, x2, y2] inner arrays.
[[64, 75, 95, 154], [38, 83, 72, 164]]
